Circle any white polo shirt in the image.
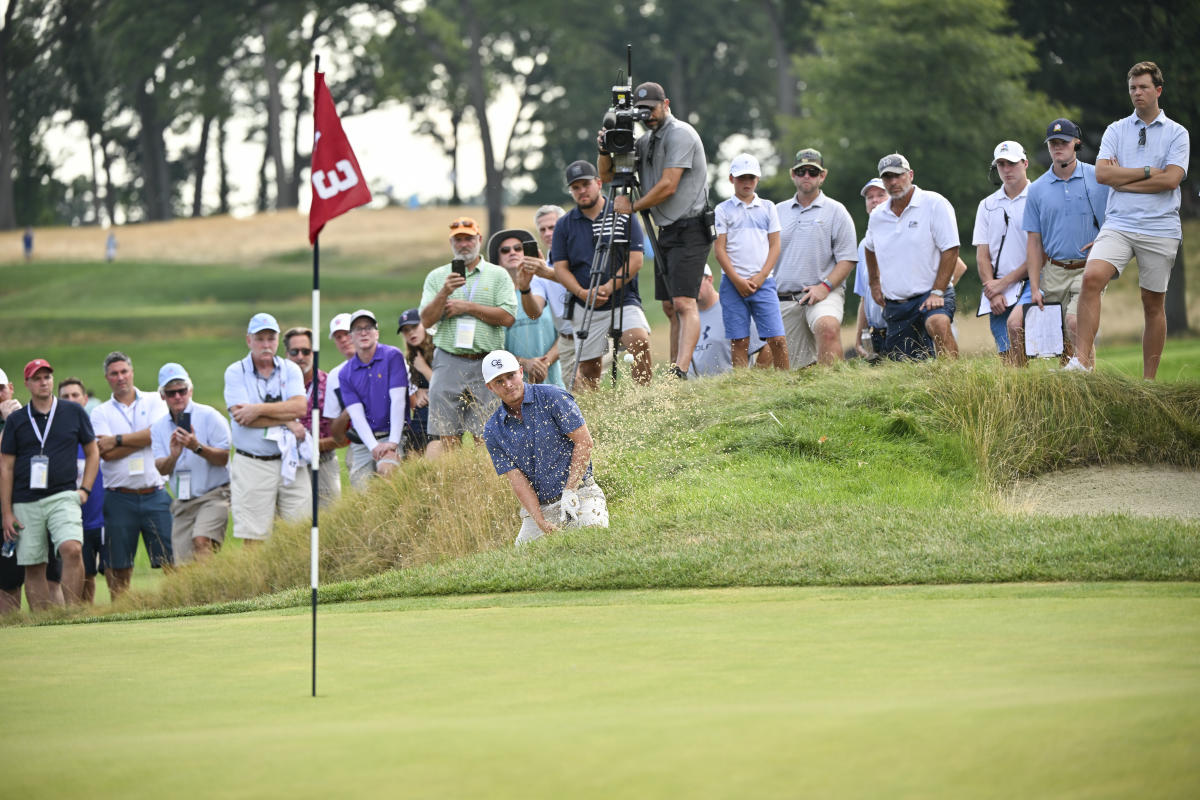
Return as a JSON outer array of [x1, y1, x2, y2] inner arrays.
[[864, 185, 960, 301], [90, 388, 169, 490], [322, 358, 352, 419], [715, 194, 781, 279], [150, 401, 231, 498], [971, 183, 1028, 280]]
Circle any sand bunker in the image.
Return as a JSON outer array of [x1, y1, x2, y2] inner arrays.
[[1007, 464, 1200, 521]]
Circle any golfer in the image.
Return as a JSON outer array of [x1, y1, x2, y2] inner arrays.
[[480, 350, 608, 546]]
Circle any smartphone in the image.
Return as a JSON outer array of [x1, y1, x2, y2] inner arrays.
[[451, 258, 466, 277], [522, 240, 540, 259], [177, 411, 192, 432]]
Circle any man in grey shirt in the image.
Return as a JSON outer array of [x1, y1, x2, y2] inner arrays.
[[600, 81, 710, 379], [774, 148, 859, 367]]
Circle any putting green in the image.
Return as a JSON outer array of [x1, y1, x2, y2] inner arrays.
[[3, 583, 1198, 798]]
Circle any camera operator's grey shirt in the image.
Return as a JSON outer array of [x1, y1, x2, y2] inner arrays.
[[635, 113, 708, 227]]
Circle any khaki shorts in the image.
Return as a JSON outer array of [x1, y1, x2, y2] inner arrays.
[[1038, 262, 1086, 316], [171, 484, 230, 563], [230, 453, 312, 540], [516, 479, 608, 546], [1088, 228, 1179, 293], [428, 349, 499, 438], [14, 490, 83, 566], [779, 287, 845, 368], [572, 304, 650, 363], [316, 450, 341, 507]]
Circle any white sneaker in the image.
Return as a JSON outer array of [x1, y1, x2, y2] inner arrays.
[[1060, 356, 1091, 373]]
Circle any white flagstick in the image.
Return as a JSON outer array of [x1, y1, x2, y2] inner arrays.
[[309, 55, 322, 699]]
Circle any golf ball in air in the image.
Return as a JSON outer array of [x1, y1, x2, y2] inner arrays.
[[623, 353, 634, 364]]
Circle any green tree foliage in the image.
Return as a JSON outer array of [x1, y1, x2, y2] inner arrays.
[[777, 0, 1067, 235]]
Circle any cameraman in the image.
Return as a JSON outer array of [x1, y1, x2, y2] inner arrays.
[[599, 82, 710, 379]]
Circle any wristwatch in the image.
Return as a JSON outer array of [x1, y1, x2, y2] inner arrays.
[[115, 434, 123, 447], [930, 289, 945, 297], [1144, 166, 1151, 179], [519, 288, 532, 295], [194, 445, 204, 454]]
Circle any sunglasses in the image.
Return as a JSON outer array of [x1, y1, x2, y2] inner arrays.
[[498, 245, 526, 255], [793, 166, 823, 177], [288, 348, 312, 356], [163, 387, 188, 398], [1138, 127, 1147, 146]]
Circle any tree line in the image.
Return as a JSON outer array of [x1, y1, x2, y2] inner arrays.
[[1, 0, 1195, 236]]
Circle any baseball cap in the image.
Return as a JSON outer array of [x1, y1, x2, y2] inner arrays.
[[729, 153, 761, 177], [992, 140, 1028, 164], [448, 217, 482, 237], [632, 81, 666, 108], [877, 153, 911, 176], [792, 148, 824, 170], [487, 229, 536, 265], [0, 367, 8, 385], [1045, 118, 1081, 142], [349, 309, 377, 327], [23, 359, 53, 380], [328, 312, 352, 339], [482, 350, 521, 384], [860, 177, 886, 197], [396, 308, 421, 333], [247, 312, 280, 334], [157, 362, 190, 391], [564, 160, 598, 187]]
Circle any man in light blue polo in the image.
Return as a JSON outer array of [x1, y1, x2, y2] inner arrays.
[[151, 363, 230, 562], [223, 312, 310, 542], [338, 309, 408, 489], [1076, 61, 1190, 379], [481, 350, 608, 547], [1009, 118, 1111, 366]]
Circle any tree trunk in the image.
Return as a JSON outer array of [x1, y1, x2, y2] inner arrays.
[[261, 28, 289, 209], [448, 108, 462, 206], [1166, 241, 1190, 335], [216, 116, 230, 215], [99, 133, 117, 225], [286, 61, 306, 209], [192, 112, 212, 217], [0, 1, 16, 230], [462, 1, 503, 237], [257, 139, 270, 213], [134, 79, 173, 221], [762, 0, 795, 117], [87, 131, 104, 225]]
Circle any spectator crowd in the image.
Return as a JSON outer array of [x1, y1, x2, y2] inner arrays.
[[1, 62, 1188, 609]]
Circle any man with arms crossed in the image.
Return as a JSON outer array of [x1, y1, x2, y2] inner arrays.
[[224, 313, 310, 543], [1, 360, 97, 608], [151, 363, 230, 563], [865, 153, 961, 360], [481, 350, 608, 547], [601, 81, 710, 379], [91, 352, 172, 596], [1010, 118, 1110, 365], [338, 309, 408, 487], [774, 148, 858, 367], [420, 217, 517, 459], [973, 140, 1031, 364], [1075, 61, 1190, 378], [552, 160, 652, 388]]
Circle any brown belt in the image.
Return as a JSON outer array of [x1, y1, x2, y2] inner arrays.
[[237, 451, 281, 461], [107, 487, 160, 495], [437, 348, 485, 360], [1049, 258, 1086, 269]]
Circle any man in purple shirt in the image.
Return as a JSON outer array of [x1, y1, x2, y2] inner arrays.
[[339, 309, 409, 489]]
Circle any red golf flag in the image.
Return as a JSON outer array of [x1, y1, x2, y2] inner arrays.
[[309, 70, 371, 244]]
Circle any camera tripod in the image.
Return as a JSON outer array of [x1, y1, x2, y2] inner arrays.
[[568, 155, 663, 390]]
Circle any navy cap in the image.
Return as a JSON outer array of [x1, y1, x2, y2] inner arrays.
[[1045, 118, 1081, 142], [564, 160, 598, 187], [396, 308, 421, 333]]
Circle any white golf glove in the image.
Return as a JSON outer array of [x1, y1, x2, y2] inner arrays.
[[559, 487, 581, 523]]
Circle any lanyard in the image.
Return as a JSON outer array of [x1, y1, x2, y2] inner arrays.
[[114, 393, 140, 431], [28, 398, 58, 454], [461, 271, 483, 302]]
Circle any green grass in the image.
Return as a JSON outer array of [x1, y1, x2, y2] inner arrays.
[[1, 583, 1197, 798]]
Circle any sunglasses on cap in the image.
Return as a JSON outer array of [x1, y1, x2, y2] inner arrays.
[[792, 166, 822, 177], [449, 218, 476, 230]]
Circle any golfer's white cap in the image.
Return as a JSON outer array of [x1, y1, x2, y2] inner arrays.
[[729, 153, 761, 177], [0, 367, 8, 385], [482, 350, 520, 383], [992, 140, 1027, 165], [328, 313, 352, 338]]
